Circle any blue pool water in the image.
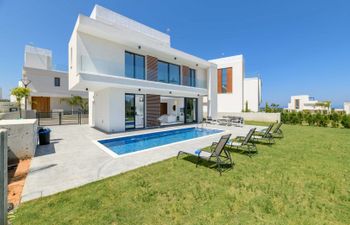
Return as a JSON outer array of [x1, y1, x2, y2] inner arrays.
[[99, 127, 223, 155]]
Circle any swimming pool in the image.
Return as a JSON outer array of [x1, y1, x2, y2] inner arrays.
[[98, 127, 223, 156]]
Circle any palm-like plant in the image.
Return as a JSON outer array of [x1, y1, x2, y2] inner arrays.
[[60, 96, 88, 113], [11, 87, 30, 118]]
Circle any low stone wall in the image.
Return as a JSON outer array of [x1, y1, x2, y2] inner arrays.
[[0, 119, 38, 164], [217, 112, 281, 123]]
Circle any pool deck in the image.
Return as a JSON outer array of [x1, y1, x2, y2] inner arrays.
[[22, 123, 265, 202]]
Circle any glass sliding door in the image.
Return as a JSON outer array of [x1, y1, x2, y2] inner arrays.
[[125, 94, 144, 129], [185, 98, 197, 123], [135, 95, 145, 128]]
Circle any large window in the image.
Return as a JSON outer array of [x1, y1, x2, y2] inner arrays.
[[221, 68, 227, 93], [125, 51, 145, 80], [189, 68, 196, 87], [157, 61, 180, 85], [158, 61, 169, 83]]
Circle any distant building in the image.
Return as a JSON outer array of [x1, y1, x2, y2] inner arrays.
[[287, 95, 331, 112], [344, 102, 350, 114], [0, 87, 2, 99], [11, 45, 87, 112]]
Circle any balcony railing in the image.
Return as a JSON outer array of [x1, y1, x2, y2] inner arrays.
[[79, 55, 207, 89]]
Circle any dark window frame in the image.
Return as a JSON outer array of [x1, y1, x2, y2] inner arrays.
[[125, 51, 145, 80], [54, 77, 60, 87], [157, 60, 180, 85]]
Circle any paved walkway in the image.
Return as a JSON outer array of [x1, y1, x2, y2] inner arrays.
[[22, 123, 265, 202]]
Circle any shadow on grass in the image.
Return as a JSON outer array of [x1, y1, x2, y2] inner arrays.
[[226, 147, 258, 157], [180, 155, 234, 174]]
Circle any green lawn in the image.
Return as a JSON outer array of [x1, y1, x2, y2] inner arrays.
[[12, 125, 350, 224]]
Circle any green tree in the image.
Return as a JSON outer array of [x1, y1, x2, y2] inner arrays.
[[11, 87, 30, 119], [244, 101, 250, 112], [265, 102, 271, 113]]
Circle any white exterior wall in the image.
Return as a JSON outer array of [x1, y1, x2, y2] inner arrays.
[[24, 45, 52, 70], [209, 55, 244, 113], [244, 77, 261, 112], [344, 102, 350, 114], [77, 32, 125, 76]]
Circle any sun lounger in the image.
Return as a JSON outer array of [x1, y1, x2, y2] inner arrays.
[[177, 134, 233, 175]]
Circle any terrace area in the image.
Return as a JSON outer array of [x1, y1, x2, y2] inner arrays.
[[21, 123, 262, 202]]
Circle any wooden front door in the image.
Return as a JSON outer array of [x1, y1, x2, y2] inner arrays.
[[32, 97, 50, 112]]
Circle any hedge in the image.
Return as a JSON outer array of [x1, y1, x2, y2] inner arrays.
[[281, 111, 350, 128]]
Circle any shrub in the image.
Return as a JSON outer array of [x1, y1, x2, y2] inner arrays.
[[330, 112, 340, 128], [341, 115, 350, 128], [319, 114, 330, 127], [305, 112, 315, 126]]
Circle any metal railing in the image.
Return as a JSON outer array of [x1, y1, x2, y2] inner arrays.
[[36, 111, 88, 126]]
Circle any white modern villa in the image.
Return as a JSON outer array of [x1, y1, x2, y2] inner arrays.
[[68, 5, 262, 132], [12, 45, 87, 112], [287, 95, 331, 112]]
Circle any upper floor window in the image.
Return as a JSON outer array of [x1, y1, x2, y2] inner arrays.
[[125, 51, 145, 80], [218, 67, 232, 93], [189, 68, 196, 87], [221, 68, 227, 93], [157, 61, 180, 85], [54, 77, 60, 87]]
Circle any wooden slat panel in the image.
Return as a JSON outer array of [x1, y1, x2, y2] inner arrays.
[[227, 67, 233, 93], [182, 66, 190, 86], [146, 94, 160, 127], [147, 55, 158, 81], [217, 69, 222, 93]]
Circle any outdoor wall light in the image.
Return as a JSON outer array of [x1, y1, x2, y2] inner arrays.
[[138, 88, 141, 91], [196, 64, 198, 67], [86, 88, 88, 91], [169, 91, 172, 94], [174, 57, 177, 60], [138, 45, 141, 49]]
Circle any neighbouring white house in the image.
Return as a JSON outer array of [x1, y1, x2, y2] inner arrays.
[[244, 77, 262, 112], [208, 56, 262, 113], [344, 102, 350, 114], [287, 95, 331, 112], [11, 45, 87, 113], [68, 5, 262, 132]]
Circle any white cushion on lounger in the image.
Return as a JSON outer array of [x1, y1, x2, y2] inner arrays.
[[252, 135, 263, 139], [228, 141, 243, 147]]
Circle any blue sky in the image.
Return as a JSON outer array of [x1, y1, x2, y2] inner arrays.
[[0, 0, 349, 107]]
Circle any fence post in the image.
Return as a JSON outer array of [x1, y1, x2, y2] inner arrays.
[[37, 112, 40, 126], [0, 129, 8, 225], [59, 112, 62, 125]]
